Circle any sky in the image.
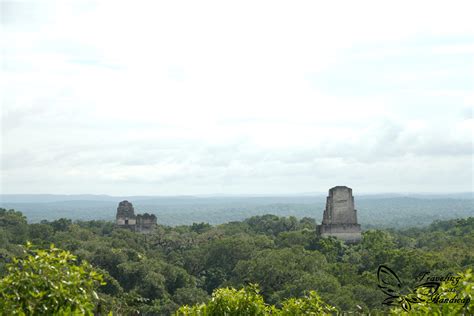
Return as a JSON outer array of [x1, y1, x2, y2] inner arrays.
[[1, 0, 473, 195]]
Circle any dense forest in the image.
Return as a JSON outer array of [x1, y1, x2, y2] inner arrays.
[[0, 208, 473, 314]]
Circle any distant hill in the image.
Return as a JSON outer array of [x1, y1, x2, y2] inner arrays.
[[1, 193, 473, 228], [2, 192, 472, 203]]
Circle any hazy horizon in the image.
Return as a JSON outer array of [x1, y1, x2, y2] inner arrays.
[[2, 190, 473, 199]]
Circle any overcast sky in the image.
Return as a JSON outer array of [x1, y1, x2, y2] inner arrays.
[[1, 0, 473, 195]]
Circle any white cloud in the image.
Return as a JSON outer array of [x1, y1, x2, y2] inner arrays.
[[1, 0, 473, 194]]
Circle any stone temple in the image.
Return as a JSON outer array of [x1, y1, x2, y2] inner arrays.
[[116, 200, 157, 233], [317, 186, 361, 243]]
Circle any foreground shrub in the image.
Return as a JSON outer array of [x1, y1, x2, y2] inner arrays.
[[176, 284, 337, 315], [0, 243, 104, 315]]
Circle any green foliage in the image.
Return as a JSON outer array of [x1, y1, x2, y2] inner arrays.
[[275, 229, 314, 248], [245, 215, 300, 236], [279, 290, 338, 315], [176, 285, 337, 315], [176, 284, 272, 315], [0, 243, 104, 315], [173, 287, 209, 306], [309, 236, 346, 262], [0, 208, 28, 244], [28, 224, 54, 244], [1, 207, 473, 315], [233, 247, 333, 304], [46, 218, 73, 232], [204, 235, 273, 277]]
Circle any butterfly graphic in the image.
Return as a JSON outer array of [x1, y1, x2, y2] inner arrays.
[[377, 265, 440, 311]]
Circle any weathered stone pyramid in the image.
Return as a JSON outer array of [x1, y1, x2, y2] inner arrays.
[[317, 186, 361, 243]]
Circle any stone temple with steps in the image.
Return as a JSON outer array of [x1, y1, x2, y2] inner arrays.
[[116, 200, 157, 233], [317, 186, 361, 243]]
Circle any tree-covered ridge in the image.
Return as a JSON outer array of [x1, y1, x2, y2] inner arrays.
[[0, 208, 473, 314], [2, 195, 472, 228]]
